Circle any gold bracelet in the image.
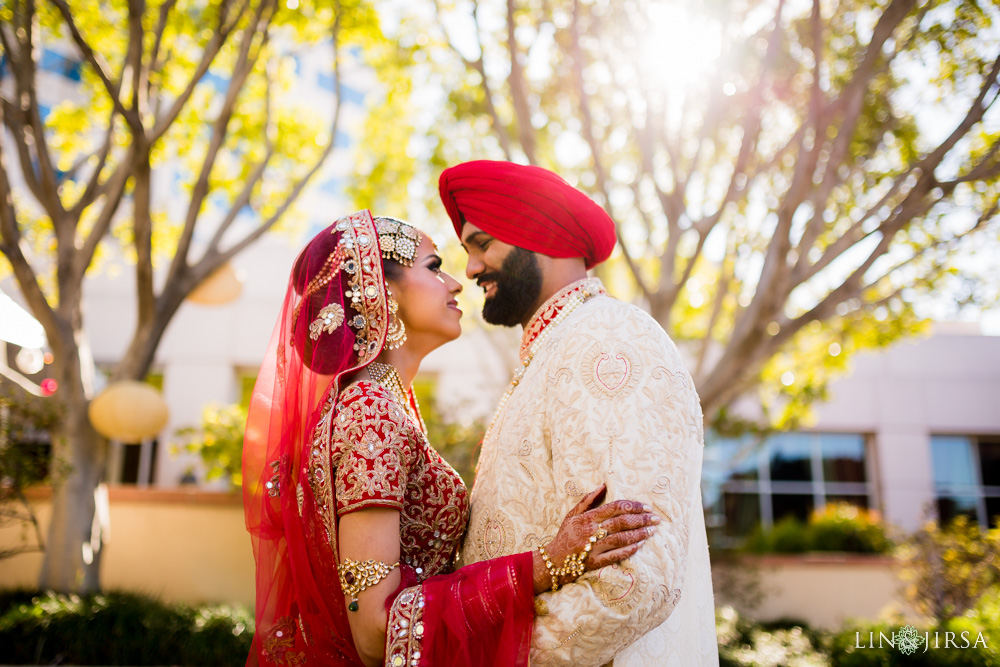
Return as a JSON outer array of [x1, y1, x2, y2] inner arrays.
[[538, 545, 560, 591], [338, 558, 399, 612], [539, 533, 599, 592]]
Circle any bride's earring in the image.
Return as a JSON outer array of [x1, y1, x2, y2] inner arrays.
[[385, 289, 407, 350]]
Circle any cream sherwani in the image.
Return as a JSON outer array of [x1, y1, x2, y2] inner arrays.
[[461, 279, 718, 666]]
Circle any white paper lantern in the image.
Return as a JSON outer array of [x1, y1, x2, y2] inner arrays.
[[88, 381, 169, 442]]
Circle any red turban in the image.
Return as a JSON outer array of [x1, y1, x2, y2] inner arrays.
[[438, 160, 617, 269]]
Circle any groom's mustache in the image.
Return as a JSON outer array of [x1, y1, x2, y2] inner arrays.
[[476, 272, 503, 290], [476, 269, 531, 291]]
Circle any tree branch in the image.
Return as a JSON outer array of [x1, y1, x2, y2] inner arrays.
[[48, 0, 141, 131], [0, 99, 47, 204], [150, 0, 248, 142], [796, 50, 1000, 286], [0, 5, 62, 217], [204, 55, 278, 251], [146, 0, 179, 90], [72, 147, 136, 286], [69, 115, 118, 217], [165, 0, 273, 291], [214, 5, 342, 265], [506, 0, 536, 164], [0, 126, 58, 336], [811, 0, 916, 199], [432, 0, 514, 160], [694, 259, 732, 381], [126, 0, 146, 118]]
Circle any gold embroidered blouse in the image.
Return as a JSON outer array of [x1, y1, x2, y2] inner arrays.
[[329, 381, 469, 578]]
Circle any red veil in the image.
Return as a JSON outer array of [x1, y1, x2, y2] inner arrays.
[[243, 210, 533, 666]]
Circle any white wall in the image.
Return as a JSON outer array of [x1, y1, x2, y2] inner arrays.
[[812, 324, 1000, 530]]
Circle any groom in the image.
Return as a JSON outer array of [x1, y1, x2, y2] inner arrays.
[[439, 161, 718, 666]]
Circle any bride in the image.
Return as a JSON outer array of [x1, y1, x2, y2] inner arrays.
[[243, 210, 658, 666]]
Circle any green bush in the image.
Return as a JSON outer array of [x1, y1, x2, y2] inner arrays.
[[718, 599, 999, 667], [896, 517, 1000, 623], [173, 403, 248, 489], [0, 590, 252, 666], [717, 605, 830, 666], [744, 504, 892, 555], [808, 504, 892, 554], [829, 592, 999, 667]]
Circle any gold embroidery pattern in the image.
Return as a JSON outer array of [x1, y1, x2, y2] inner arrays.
[[309, 303, 345, 340], [262, 616, 305, 666], [374, 216, 424, 266], [336, 210, 389, 363], [582, 341, 642, 399], [385, 586, 425, 667], [266, 459, 281, 498], [473, 507, 516, 560], [597, 561, 643, 612], [307, 391, 337, 550], [333, 388, 410, 511], [330, 382, 470, 578]]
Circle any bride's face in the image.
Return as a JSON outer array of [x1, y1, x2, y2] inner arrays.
[[388, 236, 464, 351]]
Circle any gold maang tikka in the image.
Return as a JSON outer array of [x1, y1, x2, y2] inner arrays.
[[374, 217, 423, 267]]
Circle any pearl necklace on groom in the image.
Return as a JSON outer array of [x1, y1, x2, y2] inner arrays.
[[482, 278, 605, 444]]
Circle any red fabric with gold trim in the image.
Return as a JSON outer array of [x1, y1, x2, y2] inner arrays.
[[332, 382, 470, 578], [438, 160, 617, 269]]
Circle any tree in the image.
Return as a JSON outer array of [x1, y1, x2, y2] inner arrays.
[[0, 381, 59, 561], [896, 515, 1000, 622], [0, 0, 393, 592], [367, 0, 1000, 426]]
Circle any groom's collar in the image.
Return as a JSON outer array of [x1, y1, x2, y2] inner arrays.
[[519, 278, 606, 362]]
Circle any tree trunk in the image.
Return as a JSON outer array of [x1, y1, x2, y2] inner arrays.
[[38, 398, 107, 592], [37, 330, 107, 593]]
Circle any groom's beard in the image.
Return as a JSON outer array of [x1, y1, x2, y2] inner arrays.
[[478, 247, 543, 327]]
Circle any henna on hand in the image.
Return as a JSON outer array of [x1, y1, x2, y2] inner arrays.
[[539, 485, 660, 591]]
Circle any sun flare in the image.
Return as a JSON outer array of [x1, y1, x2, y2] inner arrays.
[[641, 3, 723, 91]]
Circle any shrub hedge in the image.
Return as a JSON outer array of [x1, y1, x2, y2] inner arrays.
[[744, 503, 892, 554], [3, 588, 996, 666], [0, 590, 252, 666]]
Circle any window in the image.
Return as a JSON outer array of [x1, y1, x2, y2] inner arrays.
[[117, 439, 159, 485], [931, 435, 1000, 528], [704, 432, 875, 545]]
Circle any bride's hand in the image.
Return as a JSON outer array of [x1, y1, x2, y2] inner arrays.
[[532, 483, 659, 594]]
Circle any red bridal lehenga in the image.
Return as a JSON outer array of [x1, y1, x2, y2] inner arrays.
[[243, 210, 533, 667]]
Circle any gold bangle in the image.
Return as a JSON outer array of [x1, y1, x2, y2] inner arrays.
[[538, 545, 560, 591], [540, 533, 598, 592], [339, 558, 399, 612]]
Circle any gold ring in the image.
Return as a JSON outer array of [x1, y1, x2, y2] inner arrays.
[[596, 528, 608, 540]]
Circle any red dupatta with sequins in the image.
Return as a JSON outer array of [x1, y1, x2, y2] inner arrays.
[[243, 210, 533, 666]]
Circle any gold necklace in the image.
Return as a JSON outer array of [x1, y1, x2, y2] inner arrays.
[[368, 362, 409, 407]]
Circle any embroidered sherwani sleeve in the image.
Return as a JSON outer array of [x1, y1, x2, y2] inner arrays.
[[530, 306, 705, 666]]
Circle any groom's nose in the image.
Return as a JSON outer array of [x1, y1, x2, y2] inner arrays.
[[465, 254, 485, 282]]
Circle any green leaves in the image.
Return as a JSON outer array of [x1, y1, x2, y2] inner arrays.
[[896, 515, 1000, 623], [172, 403, 248, 488]]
